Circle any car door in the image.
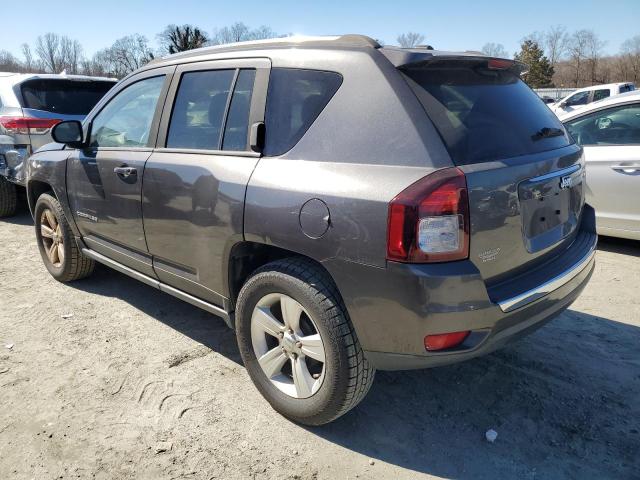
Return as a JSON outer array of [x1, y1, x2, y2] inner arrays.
[[142, 59, 269, 307], [565, 101, 640, 237], [67, 67, 174, 275]]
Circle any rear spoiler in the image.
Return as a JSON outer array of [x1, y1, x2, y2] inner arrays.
[[380, 47, 527, 76]]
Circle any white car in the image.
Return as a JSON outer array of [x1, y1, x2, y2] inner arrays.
[[550, 82, 635, 116], [560, 91, 640, 240]]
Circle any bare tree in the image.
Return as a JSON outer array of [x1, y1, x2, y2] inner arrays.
[[544, 25, 569, 67], [158, 24, 209, 54], [481, 42, 508, 58], [618, 35, 640, 82], [60, 37, 83, 73], [250, 25, 278, 41], [397, 32, 425, 48], [0, 50, 23, 72], [21, 43, 36, 72], [36, 33, 62, 72], [212, 22, 251, 44], [90, 34, 154, 78]]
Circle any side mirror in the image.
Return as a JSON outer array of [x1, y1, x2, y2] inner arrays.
[[51, 120, 84, 148]]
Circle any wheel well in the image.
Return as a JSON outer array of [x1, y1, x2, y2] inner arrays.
[[227, 242, 333, 310], [28, 180, 55, 215]]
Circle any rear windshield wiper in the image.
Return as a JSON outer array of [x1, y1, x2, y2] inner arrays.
[[531, 127, 565, 141]]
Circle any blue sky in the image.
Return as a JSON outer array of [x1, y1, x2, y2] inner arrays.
[[2, 0, 639, 58]]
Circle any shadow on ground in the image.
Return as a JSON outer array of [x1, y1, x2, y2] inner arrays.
[[597, 235, 640, 257], [65, 262, 640, 479]]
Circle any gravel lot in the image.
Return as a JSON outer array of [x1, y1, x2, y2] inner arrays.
[[1, 201, 639, 480]]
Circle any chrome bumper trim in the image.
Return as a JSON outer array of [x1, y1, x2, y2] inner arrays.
[[498, 245, 596, 313]]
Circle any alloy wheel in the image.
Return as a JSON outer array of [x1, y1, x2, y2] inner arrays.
[[40, 208, 64, 268], [250, 293, 326, 399]]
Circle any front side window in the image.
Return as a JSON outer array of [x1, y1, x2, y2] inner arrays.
[[264, 68, 343, 156], [90, 76, 165, 148], [565, 103, 640, 146], [592, 89, 610, 102], [565, 91, 590, 106]]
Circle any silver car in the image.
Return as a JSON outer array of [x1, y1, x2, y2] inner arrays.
[[0, 72, 116, 216], [561, 91, 640, 240]]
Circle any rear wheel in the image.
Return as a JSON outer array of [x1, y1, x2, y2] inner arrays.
[[235, 258, 375, 425], [34, 193, 95, 282], [0, 177, 17, 217]]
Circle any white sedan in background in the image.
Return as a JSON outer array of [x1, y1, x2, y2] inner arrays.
[[560, 91, 640, 241]]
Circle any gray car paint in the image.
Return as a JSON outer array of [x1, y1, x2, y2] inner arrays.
[[26, 35, 597, 371]]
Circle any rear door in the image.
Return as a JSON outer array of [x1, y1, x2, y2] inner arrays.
[[142, 58, 269, 306], [401, 58, 583, 285], [67, 68, 174, 275], [564, 101, 640, 237]]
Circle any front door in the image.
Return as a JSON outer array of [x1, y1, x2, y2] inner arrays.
[[142, 59, 270, 306], [67, 69, 174, 275]]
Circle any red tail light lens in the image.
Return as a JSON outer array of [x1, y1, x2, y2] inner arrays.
[[0, 116, 62, 135], [487, 58, 514, 70], [387, 167, 469, 263], [425, 331, 470, 351]]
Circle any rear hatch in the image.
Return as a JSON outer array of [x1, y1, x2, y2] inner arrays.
[[18, 78, 115, 150], [398, 55, 585, 286]]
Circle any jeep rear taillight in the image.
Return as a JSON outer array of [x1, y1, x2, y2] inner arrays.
[[387, 167, 469, 263], [0, 116, 62, 135]]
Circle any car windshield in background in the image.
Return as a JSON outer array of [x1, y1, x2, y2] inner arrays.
[[20, 79, 115, 115], [401, 62, 571, 165]]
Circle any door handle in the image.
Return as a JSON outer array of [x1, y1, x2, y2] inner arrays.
[[611, 165, 640, 173], [113, 166, 137, 178]]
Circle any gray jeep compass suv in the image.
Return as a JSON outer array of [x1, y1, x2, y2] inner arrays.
[[26, 35, 597, 425]]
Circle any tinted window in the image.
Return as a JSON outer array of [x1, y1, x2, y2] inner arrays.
[[593, 89, 610, 102], [565, 91, 590, 106], [565, 103, 640, 146], [264, 68, 342, 156], [620, 84, 635, 94], [90, 76, 164, 148], [20, 79, 114, 115], [166, 69, 234, 150], [403, 64, 571, 165], [223, 69, 256, 151]]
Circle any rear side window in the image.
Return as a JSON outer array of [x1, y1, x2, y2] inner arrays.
[[166, 69, 235, 150], [264, 68, 342, 156], [222, 69, 256, 151], [593, 89, 610, 102], [402, 63, 571, 165], [20, 79, 114, 115], [619, 84, 635, 94]]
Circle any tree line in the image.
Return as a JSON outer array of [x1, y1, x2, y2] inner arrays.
[[482, 27, 640, 88], [1, 24, 637, 89], [0, 22, 284, 78]]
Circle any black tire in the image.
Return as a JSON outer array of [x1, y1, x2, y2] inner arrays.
[[0, 177, 17, 217], [235, 257, 375, 425], [34, 193, 95, 282]]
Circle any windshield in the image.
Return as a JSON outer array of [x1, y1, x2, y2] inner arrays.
[[402, 63, 572, 165], [20, 79, 115, 115]]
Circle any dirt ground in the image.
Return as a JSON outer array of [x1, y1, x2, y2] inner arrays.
[[1, 201, 639, 480]]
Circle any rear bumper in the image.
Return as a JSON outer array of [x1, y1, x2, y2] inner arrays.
[[326, 206, 597, 370]]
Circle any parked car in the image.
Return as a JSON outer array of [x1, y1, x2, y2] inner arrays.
[[560, 90, 640, 240], [550, 82, 636, 116], [0, 72, 116, 216], [26, 35, 597, 425]]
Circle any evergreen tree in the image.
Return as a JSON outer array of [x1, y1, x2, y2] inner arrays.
[[515, 40, 555, 88]]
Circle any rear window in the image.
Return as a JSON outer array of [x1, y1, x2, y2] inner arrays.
[[264, 68, 342, 156], [20, 79, 115, 115], [402, 62, 571, 165]]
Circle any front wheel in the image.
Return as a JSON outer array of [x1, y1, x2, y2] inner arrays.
[[235, 258, 375, 425], [34, 193, 95, 282], [0, 177, 17, 217]]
